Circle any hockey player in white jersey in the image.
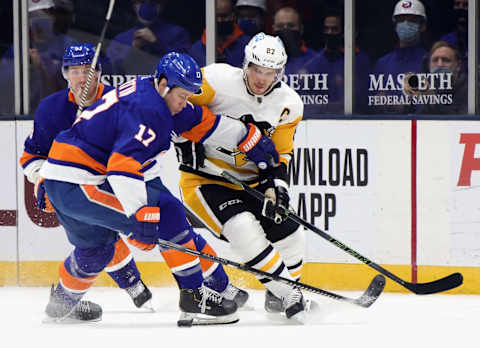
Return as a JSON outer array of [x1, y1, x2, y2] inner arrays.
[[175, 33, 306, 322]]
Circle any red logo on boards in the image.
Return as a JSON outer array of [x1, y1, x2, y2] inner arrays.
[[457, 133, 480, 186]]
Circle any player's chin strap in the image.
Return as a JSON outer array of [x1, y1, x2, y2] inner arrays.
[[202, 159, 463, 295]]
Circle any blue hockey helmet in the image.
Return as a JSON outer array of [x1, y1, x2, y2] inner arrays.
[[154, 52, 202, 94], [62, 43, 101, 77]]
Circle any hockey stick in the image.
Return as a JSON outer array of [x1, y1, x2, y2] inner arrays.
[[76, 0, 116, 117], [157, 238, 385, 308], [202, 160, 463, 295]]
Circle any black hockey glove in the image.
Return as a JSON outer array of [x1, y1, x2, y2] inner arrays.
[[174, 140, 206, 170]]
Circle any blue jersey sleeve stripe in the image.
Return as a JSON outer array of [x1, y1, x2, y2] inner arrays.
[[199, 115, 220, 144], [47, 158, 106, 176], [106, 171, 144, 181]]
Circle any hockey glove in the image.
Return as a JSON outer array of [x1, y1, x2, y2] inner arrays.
[[174, 140, 206, 170], [262, 179, 290, 224], [238, 123, 279, 170], [34, 177, 54, 213], [128, 206, 161, 251]]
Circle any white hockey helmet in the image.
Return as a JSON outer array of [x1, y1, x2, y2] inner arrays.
[[235, 0, 267, 12], [29, 0, 55, 12], [243, 32, 287, 87], [392, 0, 426, 21]]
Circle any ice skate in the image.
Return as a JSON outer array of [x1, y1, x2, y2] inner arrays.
[[220, 283, 249, 308], [177, 285, 239, 327], [283, 288, 306, 324], [125, 279, 153, 310], [45, 285, 102, 322], [264, 289, 284, 313]]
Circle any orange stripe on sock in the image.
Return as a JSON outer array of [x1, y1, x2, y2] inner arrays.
[[199, 242, 216, 273], [59, 263, 97, 292], [161, 239, 198, 269], [106, 238, 131, 268]]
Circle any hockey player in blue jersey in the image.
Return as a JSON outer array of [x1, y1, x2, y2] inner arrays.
[[20, 44, 249, 321], [37, 52, 277, 325], [19, 43, 154, 316]]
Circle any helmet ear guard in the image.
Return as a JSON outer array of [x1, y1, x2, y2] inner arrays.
[[154, 52, 202, 94]]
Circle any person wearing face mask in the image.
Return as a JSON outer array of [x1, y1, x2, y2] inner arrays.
[[188, 0, 251, 68], [106, 0, 191, 75], [369, 0, 428, 114], [235, 0, 266, 37], [272, 7, 318, 73], [0, 0, 76, 114], [403, 41, 467, 114], [301, 8, 372, 114]]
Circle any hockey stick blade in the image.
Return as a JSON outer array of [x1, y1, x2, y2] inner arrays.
[[202, 160, 463, 295], [157, 238, 384, 308], [403, 272, 463, 295], [353, 274, 386, 307]]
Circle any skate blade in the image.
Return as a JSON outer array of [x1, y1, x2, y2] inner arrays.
[[288, 310, 306, 325], [139, 300, 155, 312], [177, 312, 239, 327], [42, 315, 101, 324], [305, 298, 320, 313]]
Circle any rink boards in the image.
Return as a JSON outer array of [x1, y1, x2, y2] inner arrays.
[[1, 119, 480, 294]]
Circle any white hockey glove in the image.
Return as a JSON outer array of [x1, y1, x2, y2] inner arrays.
[[260, 164, 290, 224]]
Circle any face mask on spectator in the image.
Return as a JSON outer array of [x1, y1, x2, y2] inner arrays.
[[217, 20, 234, 37], [275, 29, 302, 57], [431, 65, 456, 90], [238, 18, 259, 36], [324, 33, 343, 51], [431, 65, 454, 75], [135, 3, 161, 25], [396, 21, 420, 43]]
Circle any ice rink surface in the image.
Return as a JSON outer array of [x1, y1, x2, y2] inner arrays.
[[1, 286, 476, 348]]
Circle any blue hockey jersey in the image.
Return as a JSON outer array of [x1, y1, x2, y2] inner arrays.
[[20, 84, 113, 183], [39, 77, 232, 216]]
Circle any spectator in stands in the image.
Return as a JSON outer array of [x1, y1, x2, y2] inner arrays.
[[188, 0, 250, 67], [106, 0, 190, 75], [0, 0, 76, 114], [368, 0, 429, 114], [302, 8, 372, 114], [273, 7, 318, 74], [235, 0, 266, 37], [440, 0, 470, 72], [403, 41, 467, 114]]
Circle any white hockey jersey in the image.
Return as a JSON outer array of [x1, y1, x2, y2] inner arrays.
[[183, 63, 304, 184]]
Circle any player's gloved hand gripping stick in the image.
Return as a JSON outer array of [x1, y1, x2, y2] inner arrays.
[[128, 206, 160, 251]]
